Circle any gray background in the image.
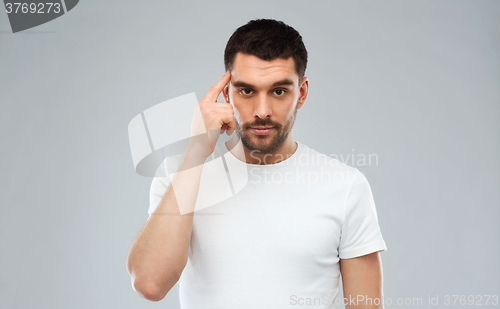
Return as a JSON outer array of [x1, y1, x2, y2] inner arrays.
[[1, 0, 499, 308]]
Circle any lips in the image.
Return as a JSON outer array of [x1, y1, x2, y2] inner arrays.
[[250, 127, 274, 135]]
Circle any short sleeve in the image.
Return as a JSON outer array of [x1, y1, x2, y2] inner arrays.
[[148, 173, 172, 219], [338, 169, 387, 259], [147, 155, 182, 220]]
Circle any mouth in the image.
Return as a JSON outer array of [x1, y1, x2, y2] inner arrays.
[[250, 127, 274, 135]]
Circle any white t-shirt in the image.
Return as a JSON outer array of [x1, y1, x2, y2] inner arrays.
[[148, 141, 387, 309]]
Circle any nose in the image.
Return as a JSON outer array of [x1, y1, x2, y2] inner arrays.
[[253, 95, 272, 119]]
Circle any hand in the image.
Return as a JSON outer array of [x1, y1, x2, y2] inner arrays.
[[188, 71, 235, 159]]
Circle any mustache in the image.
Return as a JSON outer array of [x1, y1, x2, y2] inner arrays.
[[244, 119, 281, 130]]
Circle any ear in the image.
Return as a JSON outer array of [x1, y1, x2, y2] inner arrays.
[[223, 83, 230, 103], [297, 76, 309, 109]]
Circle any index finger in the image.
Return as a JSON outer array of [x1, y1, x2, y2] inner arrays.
[[203, 70, 231, 103]]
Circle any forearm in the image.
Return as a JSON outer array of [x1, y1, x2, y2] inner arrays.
[[126, 145, 207, 300]]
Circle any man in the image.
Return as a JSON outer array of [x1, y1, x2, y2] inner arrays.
[[127, 19, 387, 309]]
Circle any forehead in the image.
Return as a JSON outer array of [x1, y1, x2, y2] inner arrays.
[[231, 52, 298, 87]]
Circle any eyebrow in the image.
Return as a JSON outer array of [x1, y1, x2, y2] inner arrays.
[[231, 78, 295, 89]]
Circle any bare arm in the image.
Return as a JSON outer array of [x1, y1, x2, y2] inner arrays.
[[340, 251, 384, 309], [126, 147, 205, 301], [126, 71, 235, 301]]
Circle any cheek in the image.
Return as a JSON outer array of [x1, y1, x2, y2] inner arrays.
[[232, 106, 244, 124], [233, 100, 252, 117]]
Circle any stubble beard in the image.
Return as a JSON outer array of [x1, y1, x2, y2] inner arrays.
[[234, 99, 299, 154]]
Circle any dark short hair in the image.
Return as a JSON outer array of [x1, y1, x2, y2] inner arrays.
[[224, 19, 308, 83]]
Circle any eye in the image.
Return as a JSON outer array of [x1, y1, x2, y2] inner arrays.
[[239, 89, 253, 96], [274, 89, 287, 96]]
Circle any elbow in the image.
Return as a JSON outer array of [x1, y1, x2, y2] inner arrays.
[[126, 251, 184, 301], [132, 273, 180, 302], [133, 278, 164, 302]]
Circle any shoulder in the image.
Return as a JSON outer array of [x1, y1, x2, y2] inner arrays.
[[297, 142, 359, 179], [151, 153, 184, 181]]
